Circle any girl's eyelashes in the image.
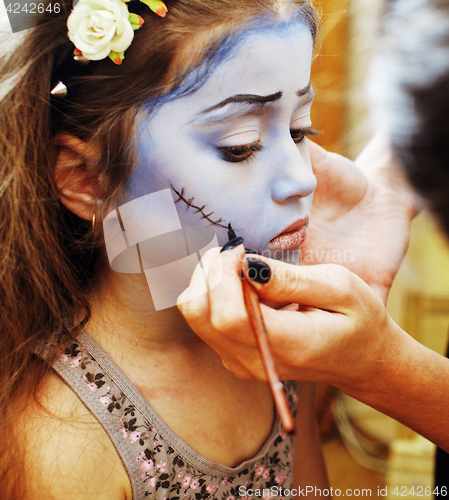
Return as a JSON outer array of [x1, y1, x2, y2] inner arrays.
[[218, 141, 262, 163], [290, 126, 321, 144], [217, 127, 320, 163]]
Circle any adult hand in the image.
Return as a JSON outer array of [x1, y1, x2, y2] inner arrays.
[[306, 133, 419, 303], [178, 246, 403, 389], [179, 246, 449, 452]]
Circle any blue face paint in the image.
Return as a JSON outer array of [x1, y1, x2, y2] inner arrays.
[[144, 13, 316, 114], [123, 20, 316, 273]]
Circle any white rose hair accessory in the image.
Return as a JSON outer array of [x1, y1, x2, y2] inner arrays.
[[67, 0, 168, 65]]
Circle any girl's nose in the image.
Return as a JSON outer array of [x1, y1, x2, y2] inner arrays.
[[270, 141, 317, 202]]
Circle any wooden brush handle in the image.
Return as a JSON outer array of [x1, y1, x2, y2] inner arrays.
[[241, 278, 295, 434]]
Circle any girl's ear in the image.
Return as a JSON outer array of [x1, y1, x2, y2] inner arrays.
[[54, 133, 105, 221]]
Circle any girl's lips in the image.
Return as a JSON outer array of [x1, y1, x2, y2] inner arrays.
[[268, 217, 309, 252], [268, 227, 307, 251]]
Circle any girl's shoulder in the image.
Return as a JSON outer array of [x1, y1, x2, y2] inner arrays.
[[22, 372, 132, 500]]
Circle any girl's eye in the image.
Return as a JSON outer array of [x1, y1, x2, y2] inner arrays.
[[218, 141, 262, 163], [290, 126, 321, 144]]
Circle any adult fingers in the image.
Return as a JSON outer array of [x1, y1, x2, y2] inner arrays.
[[177, 246, 220, 319], [260, 303, 352, 372], [241, 256, 369, 314], [207, 246, 259, 348], [199, 245, 271, 377], [177, 245, 258, 380]]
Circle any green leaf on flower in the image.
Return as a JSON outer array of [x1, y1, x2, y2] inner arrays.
[[109, 51, 125, 65], [140, 0, 167, 17], [129, 13, 144, 30]]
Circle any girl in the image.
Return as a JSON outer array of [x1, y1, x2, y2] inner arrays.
[[0, 1, 328, 498]]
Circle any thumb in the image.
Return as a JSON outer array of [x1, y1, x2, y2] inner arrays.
[[308, 140, 368, 207]]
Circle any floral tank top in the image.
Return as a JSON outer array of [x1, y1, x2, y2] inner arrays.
[[45, 331, 299, 500]]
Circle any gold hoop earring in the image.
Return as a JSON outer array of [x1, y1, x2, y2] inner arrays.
[[92, 214, 96, 230]]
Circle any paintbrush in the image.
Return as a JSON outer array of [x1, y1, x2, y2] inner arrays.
[[225, 225, 295, 433]]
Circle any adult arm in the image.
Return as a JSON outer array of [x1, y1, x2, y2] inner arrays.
[[178, 246, 449, 452]]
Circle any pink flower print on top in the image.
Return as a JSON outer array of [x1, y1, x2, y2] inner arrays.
[[292, 391, 299, 405], [262, 468, 271, 479], [52, 341, 298, 499], [71, 355, 83, 367], [129, 431, 141, 443], [275, 475, 288, 484], [147, 476, 158, 489], [99, 396, 110, 408], [141, 459, 154, 472], [181, 474, 192, 489], [206, 484, 219, 494], [157, 461, 168, 473], [255, 465, 265, 477]]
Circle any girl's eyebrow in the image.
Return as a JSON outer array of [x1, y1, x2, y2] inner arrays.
[[199, 82, 313, 116], [200, 91, 283, 115]]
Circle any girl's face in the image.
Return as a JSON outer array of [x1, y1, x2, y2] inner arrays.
[[129, 22, 316, 265]]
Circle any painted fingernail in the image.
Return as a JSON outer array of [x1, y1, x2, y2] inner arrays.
[[246, 258, 271, 284], [221, 237, 244, 252], [245, 248, 260, 255]]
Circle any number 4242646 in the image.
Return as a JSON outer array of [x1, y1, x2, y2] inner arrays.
[[393, 486, 447, 496]]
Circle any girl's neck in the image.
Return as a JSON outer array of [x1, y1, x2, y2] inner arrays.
[[86, 270, 203, 366]]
